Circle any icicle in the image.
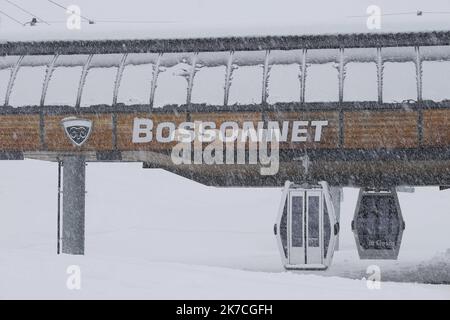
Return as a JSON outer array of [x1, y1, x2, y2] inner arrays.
[[338, 48, 346, 103], [149, 53, 162, 108], [40, 54, 59, 107], [376, 47, 384, 104], [4, 55, 24, 107], [224, 51, 234, 106], [299, 49, 307, 103], [112, 53, 128, 106], [75, 54, 94, 109], [415, 46, 423, 102], [261, 50, 271, 104], [186, 52, 198, 105]]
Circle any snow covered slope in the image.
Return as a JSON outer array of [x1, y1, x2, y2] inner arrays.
[[0, 160, 448, 299]]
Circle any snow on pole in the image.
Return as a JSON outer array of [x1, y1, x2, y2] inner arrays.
[[149, 53, 162, 108], [186, 52, 198, 105], [376, 47, 384, 104], [112, 53, 128, 106], [261, 50, 271, 104], [415, 46, 423, 102], [4, 55, 24, 107], [299, 49, 307, 103], [75, 54, 94, 109], [224, 51, 234, 106], [338, 48, 345, 103], [40, 54, 59, 107]]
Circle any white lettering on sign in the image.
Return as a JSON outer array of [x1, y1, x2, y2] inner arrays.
[[132, 118, 153, 143], [156, 122, 176, 143], [311, 120, 329, 142], [291, 121, 309, 142], [132, 118, 329, 144]]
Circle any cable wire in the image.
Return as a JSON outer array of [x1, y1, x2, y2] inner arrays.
[[4, 0, 50, 25], [0, 9, 24, 25], [348, 10, 450, 18], [47, 0, 95, 24]]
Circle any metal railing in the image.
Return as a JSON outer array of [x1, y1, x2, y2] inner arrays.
[[1, 31, 450, 108]]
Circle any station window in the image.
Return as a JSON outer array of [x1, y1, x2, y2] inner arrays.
[[0, 68, 9, 104], [153, 53, 195, 108], [191, 65, 226, 106], [421, 46, 450, 101], [44, 55, 88, 106], [382, 47, 416, 103], [228, 51, 265, 105], [10, 66, 46, 107], [116, 53, 160, 106], [117, 64, 154, 105], [267, 50, 303, 104], [268, 64, 301, 104], [344, 62, 378, 101], [81, 67, 116, 107], [191, 51, 229, 106], [383, 62, 416, 102], [422, 61, 450, 101], [305, 63, 339, 102], [305, 49, 339, 102], [46, 66, 82, 106], [228, 65, 263, 105], [153, 64, 189, 108]]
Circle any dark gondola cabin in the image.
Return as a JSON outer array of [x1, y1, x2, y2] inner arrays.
[[352, 189, 405, 259]]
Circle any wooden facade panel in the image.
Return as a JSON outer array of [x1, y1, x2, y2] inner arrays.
[[344, 111, 418, 149], [423, 109, 450, 146], [1, 109, 444, 154], [45, 114, 113, 151], [116, 113, 188, 150], [266, 111, 340, 149], [190, 112, 263, 127], [0, 115, 41, 151]]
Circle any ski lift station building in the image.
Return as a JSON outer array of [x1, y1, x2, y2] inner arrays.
[[1, 22, 450, 268]]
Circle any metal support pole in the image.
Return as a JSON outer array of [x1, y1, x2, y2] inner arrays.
[[299, 49, 307, 103], [376, 47, 383, 104], [186, 52, 198, 105], [338, 48, 345, 103], [330, 186, 342, 251], [224, 51, 234, 106], [415, 46, 423, 102], [149, 53, 162, 108], [41, 54, 59, 107], [112, 53, 128, 106], [4, 55, 24, 107], [57, 160, 62, 255], [75, 54, 94, 109], [62, 156, 86, 255], [261, 50, 271, 105]]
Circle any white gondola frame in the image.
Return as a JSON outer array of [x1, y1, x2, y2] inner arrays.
[[275, 181, 338, 270]]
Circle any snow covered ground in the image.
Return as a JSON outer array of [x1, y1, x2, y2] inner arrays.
[[0, 160, 448, 299]]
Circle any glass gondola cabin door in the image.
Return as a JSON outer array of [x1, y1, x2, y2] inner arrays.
[[276, 181, 338, 270], [288, 189, 324, 266]]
